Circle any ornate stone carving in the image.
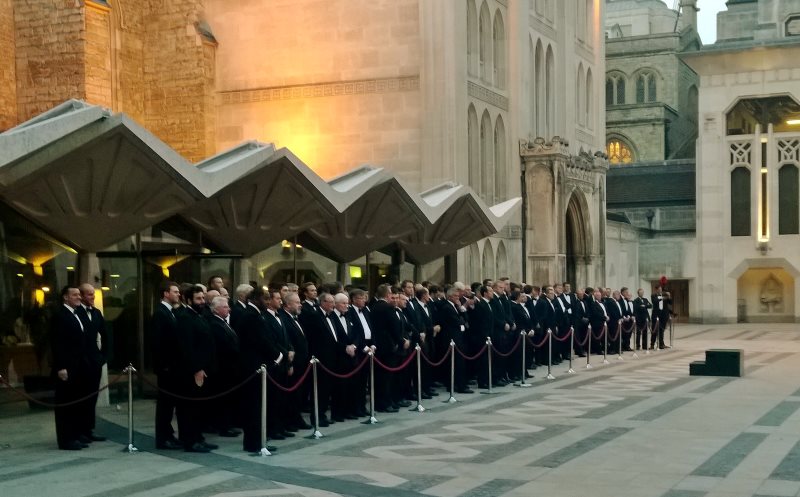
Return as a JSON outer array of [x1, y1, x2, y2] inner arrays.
[[760, 273, 784, 313], [467, 81, 509, 111], [519, 136, 570, 157]]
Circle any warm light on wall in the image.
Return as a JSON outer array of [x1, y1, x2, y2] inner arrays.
[[349, 266, 362, 279], [34, 289, 45, 307], [787, 119, 800, 125], [33, 264, 43, 276], [161, 266, 170, 278]]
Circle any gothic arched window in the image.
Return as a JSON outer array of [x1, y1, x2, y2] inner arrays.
[[635, 70, 657, 103], [606, 73, 626, 106], [607, 139, 634, 164]]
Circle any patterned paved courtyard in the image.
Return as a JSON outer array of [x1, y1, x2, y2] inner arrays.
[[3, 323, 800, 497]]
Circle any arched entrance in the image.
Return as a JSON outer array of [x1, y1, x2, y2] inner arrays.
[[565, 191, 590, 286]]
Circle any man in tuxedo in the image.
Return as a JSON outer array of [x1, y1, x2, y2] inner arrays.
[[310, 293, 343, 422], [534, 286, 558, 366], [604, 290, 623, 353], [571, 287, 590, 357], [175, 285, 217, 453], [413, 287, 438, 397], [468, 285, 494, 388], [329, 293, 362, 419], [588, 287, 610, 353], [370, 285, 407, 412], [152, 281, 183, 450], [230, 284, 253, 332], [436, 286, 473, 394], [206, 296, 241, 437], [75, 283, 107, 444], [300, 282, 320, 316], [651, 285, 667, 349], [237, 287, 283, 452], [509, 290, 534, 379], [346, 289, 373, 417], [632, 288, 652, 350], [262, 287, 296, 438], [619, 287, 635, 351], [279, 292, 313, 430], [52, 286, 91, 450]]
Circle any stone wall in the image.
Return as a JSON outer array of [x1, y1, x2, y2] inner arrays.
[[84, 1, 112, 109], [14, 0, 86, 122], [111, 0, 146, 123], [143, 0, 216, 163], [0, 0, 15, 131]]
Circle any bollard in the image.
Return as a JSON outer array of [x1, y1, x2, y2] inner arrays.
[[632, 322, 640, 359], [366, 350, 378, 424], [645, 319, 651, 355], [617, 320, 624, 361], [412, 345, 425, 412], [586, 325, 593, 369], [258, 364, 271, 456], [121, 363, 138, 453], [446, 340, 457, 403], [482, 337, 495, 394], [567, 327, 575, 374], [652, 318, 660, 353], [310, 357, 323, 439], [603, 323, 610, 365], [518, 331, 532, 387], [546, 329, 555, 380]]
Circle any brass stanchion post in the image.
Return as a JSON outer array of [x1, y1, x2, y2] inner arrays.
[[586, 325, 593, 369], [482, 337, 495, 394], [603, 323, 610, 365], [546, 329, 555, 380], [258, 364, 271, 456], [446, 340, 457, 403], [567, 327, 575, 374], [367, 350, 378, 424], [517, 331, 532, 387], [121, 363, 138, 453], [412, 345, 425, 412], [617, 320, 624, 361], [310, 357, 323, 439]]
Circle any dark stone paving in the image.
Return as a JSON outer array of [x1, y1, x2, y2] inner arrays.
[[459, 478, 528, 497], [754, 400, 800, 427], [0, 456, 103, 483], [691, 432, 768, 477], [770, 440, 800, 481], [628, 397, 694, 422], [690, 378, 735, 394], [528, 427, 628, 468], [395, 474, 452, 493], [660, 491, 706, 497], [80, 467, 232, 497], [575, 395, 649, 418], [96, 419, 423, 497]]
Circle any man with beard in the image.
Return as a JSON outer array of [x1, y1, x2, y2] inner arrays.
[[175, 285, 217, 452]]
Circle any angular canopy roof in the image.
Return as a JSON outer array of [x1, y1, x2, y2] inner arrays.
[[0, 100, 520, 261]]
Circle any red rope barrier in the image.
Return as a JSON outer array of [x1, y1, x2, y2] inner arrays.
[[454, 343, 488, 361], [0, 374, 127, 408], [316, 355, 370, 379], [591, 325, 607, 340], [421, 346, 452, 367], [574, 328, 590, 347], [608, 323, 621, 342], [137, 369, 261, 401], [490, 335, 522, 358], [373, 351, 417, 372], [553, 328, 574, 342], [526, 333, 549, 348], [267, 363, 313, 393]]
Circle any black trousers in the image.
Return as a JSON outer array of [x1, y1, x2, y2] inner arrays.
[[155, 373, 178, 444], [175, 378, 204, 449], [241, 377, 263, 452], [635, 320, 649, 349], [374, 352, 395, 410], [80, 365, 102, 436], [54, 372, 87, 448]]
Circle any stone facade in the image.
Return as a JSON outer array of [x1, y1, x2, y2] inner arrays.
[[0, 0, 15, 131], [604, 0, 700, 163], [2, 0, 215, 162], [648, 0, 800, 323]]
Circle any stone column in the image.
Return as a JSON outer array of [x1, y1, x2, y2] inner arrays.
[[519, 137, 571, 284]]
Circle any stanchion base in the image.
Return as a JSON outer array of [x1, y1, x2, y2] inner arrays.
[[367, 416, 379, 424], [480, 390, 497, 395], [602, 359, 610, 365], [411, 404, 426, 412], [256, 447, 272, 457], [645, 350, 651, 355], [546, 374, 556, 380], [307, 430, 324, 440], [617, 355, 624, 361], [585, 363, 593, 369], [516, 382, 533, 388], [121, 444, 138, 453], [567, 368, 576, 374], [632, 352, 639, 359], [445, 396, 458, 403]]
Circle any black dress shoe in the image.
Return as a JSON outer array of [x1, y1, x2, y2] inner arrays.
[[284, 426, 299, 433], [59, 440, 83, 451], [355, 409, 370, 417], [186, 442, 211, 453], [157, 439, 184, 450], [296, 421, 313, 429], [396, 400, 412, 407], [281, 430, 296, 438], [318, 419, 330, 427], [201, 441, 219, 450], [421, 393, 432, 399], [345, 414, 359, 420], [425, 390, 439, 397], [377, 406, 399, 413], [268, 432, 286, 440], [86, 433, 106, 442], [331, 416, 345, 423], [456, 387, 475, 394], [218, 429, 240, 437], [78, 435, 91, 444]]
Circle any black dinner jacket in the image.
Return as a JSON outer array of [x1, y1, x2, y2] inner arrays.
[[510, 301, 533, 332], [176, 306, 217, 378], [279, 309, 310, 369], [435, 299, 466, 347], [151, 302, 178, 376], [75, 305, 107, 370], [467, 298, 493, 346], [51, 304, 90, 376], [534, 297, 557, 333], [632, 296, 652, 323], [345, 306, 368, 350], [237, 304, 281, 373], [369, 299, 403, 358], [206, 314, 241, 379]]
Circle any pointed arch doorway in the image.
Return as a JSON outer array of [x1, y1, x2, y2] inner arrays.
[[565, 191, 591, 286]]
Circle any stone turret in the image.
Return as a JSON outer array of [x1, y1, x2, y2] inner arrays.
[[679, 0, 698, 32]]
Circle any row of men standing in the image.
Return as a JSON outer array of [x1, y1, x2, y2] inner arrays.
[[52, 285, 107, 450]]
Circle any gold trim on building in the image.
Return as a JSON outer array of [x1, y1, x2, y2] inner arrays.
[[218, 76, 420, 105]]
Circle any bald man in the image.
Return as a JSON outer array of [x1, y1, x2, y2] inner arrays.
[[75, 283, 108, 443]]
